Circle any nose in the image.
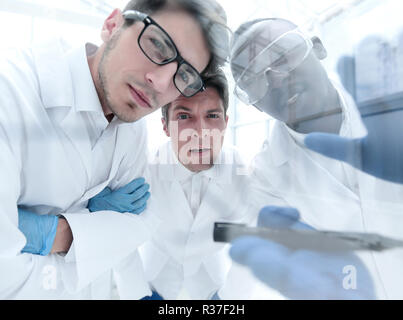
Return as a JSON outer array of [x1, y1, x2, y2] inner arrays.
[[145, 62, 178, 93], [192, 117, 210, 143], [192, 117, 206, 135]]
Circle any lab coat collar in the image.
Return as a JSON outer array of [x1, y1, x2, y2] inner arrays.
[[33, 39, 130, 127], [154, 141, 235, 184], [65, 43, 103, 113], [33, 39, 101, 114], [33, 38, 75, 108], [65, 43, 130, 129], [332, 80, 367, 138]]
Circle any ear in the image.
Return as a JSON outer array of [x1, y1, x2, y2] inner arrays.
[[161, 118, 170, 137], [311, 36, 327, 60], [224, 114, 229, 128], [101, 9, 124, 43]]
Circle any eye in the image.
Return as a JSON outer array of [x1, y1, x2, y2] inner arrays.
[[150, 37, 164, 51], [207, 114, 220, 119], [148, 37, 170, 61], [177, 114, 189, 120], [178, 70, 190, 84]]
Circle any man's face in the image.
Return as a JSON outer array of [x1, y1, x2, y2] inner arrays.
[[231, 19, 329, 124], [163, 87, 228, 172], [97, 9, 211, 122], [253, 52, 329, 124]]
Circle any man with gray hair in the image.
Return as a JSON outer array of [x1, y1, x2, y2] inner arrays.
[[0, 0, 229, 299]]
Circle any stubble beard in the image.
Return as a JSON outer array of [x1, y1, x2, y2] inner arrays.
[[97, 29, 138, 123]]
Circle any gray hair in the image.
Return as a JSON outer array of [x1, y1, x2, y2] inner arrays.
[[123, 0, 231, 75], [161, 68, 229, 124]]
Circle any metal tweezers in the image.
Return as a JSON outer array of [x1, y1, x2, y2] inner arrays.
[[213, 222, 403, 252]]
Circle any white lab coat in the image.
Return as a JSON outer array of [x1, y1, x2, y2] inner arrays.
[[139, 142, 272, 299], [0, 40, 151, 299], [250, 83, 403, 299]]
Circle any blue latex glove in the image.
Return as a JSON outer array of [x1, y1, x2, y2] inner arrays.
[[141, 290, 164, 300], [211, 292, 220, 300], [88, 177, 150, 214], [229, 206, 375, 299], [18, 207, 59, 256], [305, 126, 403, 184]]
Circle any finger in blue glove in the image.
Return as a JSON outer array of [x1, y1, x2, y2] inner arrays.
[[230, 206, 375, 299], [88, 177, 151, 214], [258, 206, 314, 230], [305, 132, 403, 184], [129, 183, 150, 202], [130, 191, 150, 210], [305, 133, 360, 167], [117, 177, 146, 194], [230, 236, 289, 285]]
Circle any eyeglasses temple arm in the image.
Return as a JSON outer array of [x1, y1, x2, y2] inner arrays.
[[122, 10, 147, 21]]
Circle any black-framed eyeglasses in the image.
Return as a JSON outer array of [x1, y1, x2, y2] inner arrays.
[[122, 10, 206, 98]]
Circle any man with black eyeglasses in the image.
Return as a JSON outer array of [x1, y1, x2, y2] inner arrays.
[[0, 0, 229, 299]]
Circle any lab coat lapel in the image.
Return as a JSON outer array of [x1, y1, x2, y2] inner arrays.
[[192, 158, 237, 233], [171, 180, 195, 223], [157, 142, 195, 221], [195, 180, 231, 226], [194, 146, 248, 226], [183, 168, 233, 280], [59, 111, 93, 181], [270, 121, 294, 167]]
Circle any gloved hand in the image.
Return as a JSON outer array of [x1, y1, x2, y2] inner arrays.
[[88, 177, 150, 214], [140, 290, 164, 300], [305, 124, 403, 184], [18, 207, 59, 256], [229, 206, 375, 299]]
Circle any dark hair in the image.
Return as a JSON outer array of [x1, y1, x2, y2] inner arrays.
[[161, 68, 229, 123], [123, 0, 230, 75]]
